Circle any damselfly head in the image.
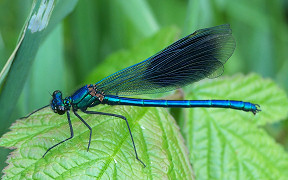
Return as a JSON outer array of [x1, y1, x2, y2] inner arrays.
[[51, 90, 66, 115]]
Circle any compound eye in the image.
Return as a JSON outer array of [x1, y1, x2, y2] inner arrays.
[[52, 90, 62, 98]]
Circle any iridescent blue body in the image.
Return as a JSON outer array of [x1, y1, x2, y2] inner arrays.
[[36, 24, 261, 168], [52, 84, 259, 115], [104, 95, 258, 113]]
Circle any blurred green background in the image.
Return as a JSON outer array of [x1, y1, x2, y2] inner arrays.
[[0, 0, 287, 175]]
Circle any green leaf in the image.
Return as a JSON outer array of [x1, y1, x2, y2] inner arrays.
[[182, 74, 288, 179], [26, 23, 66, 112], [116, 0, 159, 37], [183, 0, 214, 35], [0, 105, 194, 179], [0, 0, 78, 131]]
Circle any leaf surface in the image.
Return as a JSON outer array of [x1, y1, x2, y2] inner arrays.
[[0, 105, 194, 179], [182, 74, 288, 180], [0, 0, 78, 131]]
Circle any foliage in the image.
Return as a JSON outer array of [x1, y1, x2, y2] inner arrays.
[[0, 0, 288, 179]]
